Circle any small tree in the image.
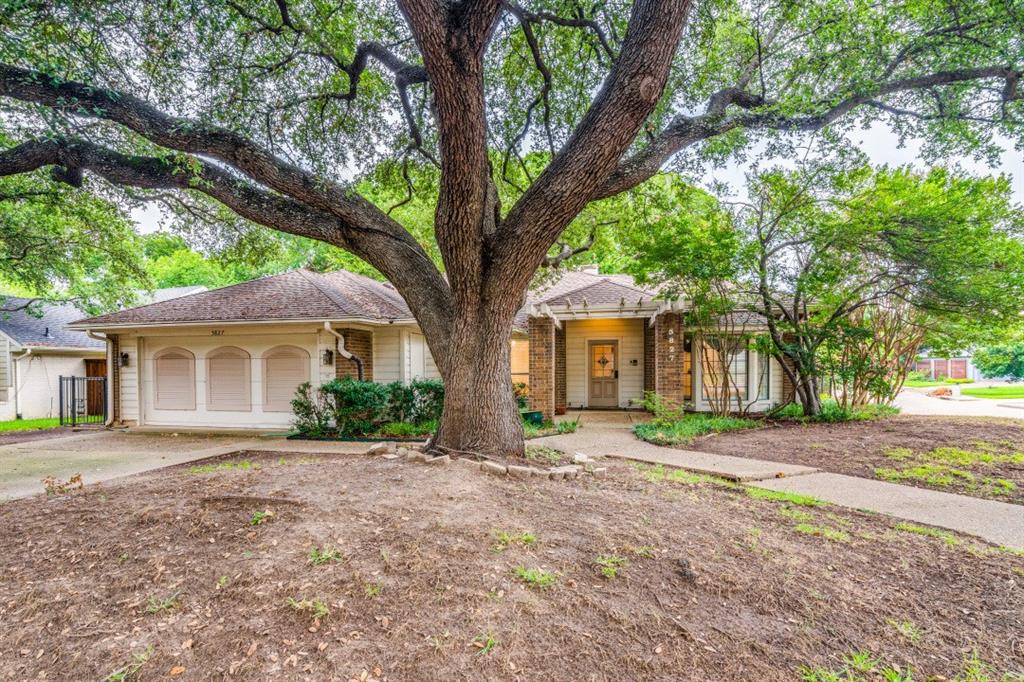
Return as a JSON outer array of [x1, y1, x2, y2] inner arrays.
[[973, 342, 1024, 381]]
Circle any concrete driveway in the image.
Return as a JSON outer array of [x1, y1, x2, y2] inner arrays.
[[0, 430, 366, 502], [894, 388, 1024, 419]]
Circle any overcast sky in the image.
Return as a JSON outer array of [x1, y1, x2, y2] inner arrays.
[[130, 125, 1023, 235]]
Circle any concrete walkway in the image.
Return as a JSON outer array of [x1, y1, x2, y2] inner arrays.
[[0, 430, 366, 502], [895, 387, 1024, 419], [542, 411, 1024, 549]]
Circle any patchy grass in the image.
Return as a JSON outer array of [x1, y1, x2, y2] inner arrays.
[[102, 646, 153, 682], [189, 459, 258, 474], [287, 597, 329, 620], [961, 386, 1024, 399], [773, 400, 900, 423], [746, 487, 827, 507], [876, 464, 1015, 496], [512, 566, 557, 589], [492, 530, 537, 552], [594, 554, 628, 579], [887, 618, 925, 644], [0, 417, 60, 433], [524, 445, 564, 466], [633, 413, 758, 445], [144, 593, 179, 614], [894, 522, 961, 547], [634, 462, 740, 488], [471, 632, 498, 656], [801, 650, 1005, 682], [308, 546, 343, 566], [794, 524, 851, 542], [249, 510, 274, 526]]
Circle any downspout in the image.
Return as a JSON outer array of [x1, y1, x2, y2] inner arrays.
[[12, 347, 31, 418], [87, 330, 114, 427], [323, 322, 364, 381]]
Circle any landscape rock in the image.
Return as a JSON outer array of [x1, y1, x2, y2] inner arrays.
[[590, 467, 608, 478], [481, 461, 507, 476], [548, 469, 566, 481], [426, 455, 450, 466], [406, 451, 429, 463], [507, 465, 536, 479], [396, 447, 410, 458], [381, 453, 400, 460], [551, 465, 582, 480], [572, 453, 592, 464], [365, 442, 389, 456]]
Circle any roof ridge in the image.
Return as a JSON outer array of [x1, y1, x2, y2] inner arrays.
[[294, 269, 356, 316], [541, 275, 652, 304]]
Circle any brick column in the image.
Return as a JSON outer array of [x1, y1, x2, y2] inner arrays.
[[109, 334, 121, 424], [554, 325, 566, 413], [528, 317, 555, 422], [654, 313, 685, 408], [335, 328, 374, 382]]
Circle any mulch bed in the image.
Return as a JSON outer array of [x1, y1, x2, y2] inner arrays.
[[687, 415, 1024, 505], [1, 449, 1022, 680]]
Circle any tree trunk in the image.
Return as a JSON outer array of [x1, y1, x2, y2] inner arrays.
[[426, 302, 524, 459], [796, 375, 822, 416]]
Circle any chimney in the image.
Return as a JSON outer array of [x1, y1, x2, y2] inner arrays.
[[580, 264, 600, 275]]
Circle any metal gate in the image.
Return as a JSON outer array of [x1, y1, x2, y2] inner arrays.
[[58, 376, 107, 426]]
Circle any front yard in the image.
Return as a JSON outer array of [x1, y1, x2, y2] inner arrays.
[[687, 415, 1024, 505], [1, 448, 1022, 680]]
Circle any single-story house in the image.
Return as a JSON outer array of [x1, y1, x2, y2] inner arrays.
[[68, 266, 790, 429], [0, 288, 209, 422], [0, 298, 107, 420]]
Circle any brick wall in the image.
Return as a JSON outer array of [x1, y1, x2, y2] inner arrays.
[[110, 334, 121, 423], [653, 313, 685, 407], [335, 328, 374, 382], [555, 325, 566, 412], [529, 317, 555, 421], [643, 322, 655, 395]]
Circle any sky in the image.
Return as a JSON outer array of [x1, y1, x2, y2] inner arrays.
[[130, 125, 1023, 235]]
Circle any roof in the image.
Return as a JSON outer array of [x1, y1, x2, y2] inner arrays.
[[0, 298, 105, 349], [73, 269, 413, 327], [515, 268, 659, 329], [146, 286, 208, 304]]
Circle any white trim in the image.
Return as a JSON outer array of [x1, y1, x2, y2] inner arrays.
[[67, 316, 417, 332]]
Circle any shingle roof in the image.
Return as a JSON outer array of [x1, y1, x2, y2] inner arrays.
[[73, 269, 413, 327], [541, 278, 654, 307], [0, 299, 105, 349]]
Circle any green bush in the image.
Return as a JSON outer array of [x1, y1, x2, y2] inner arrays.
[[633, 413, 757, 445], [773, 399, 899, 423], [291, 383, 332, 437], [410, 378, 444, 423], [320, 377, 391, 436], [291, 378, 445, 437]]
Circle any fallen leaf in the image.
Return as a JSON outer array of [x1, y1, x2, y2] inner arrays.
[[170, 666, 186, 676], [246, 641, 258, 657]]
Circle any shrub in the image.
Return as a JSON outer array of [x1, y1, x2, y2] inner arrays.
[[410, 378, 445, 423], [386, 382, 417, 423], [320, 377, 391, 436], [633, 413, 757, 445], [772, 399, 898, 423], [291, 382, 332, 437], [513, 382, 529, 409]]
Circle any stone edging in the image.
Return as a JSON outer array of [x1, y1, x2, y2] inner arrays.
[[362, 441, 607, 480]]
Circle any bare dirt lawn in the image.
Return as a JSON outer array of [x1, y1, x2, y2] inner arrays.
[[689, 415, 1024, 505], [1, 449, 1022, 680]]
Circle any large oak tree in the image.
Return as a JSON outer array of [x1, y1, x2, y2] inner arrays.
[[0, 0, 1021, 456]]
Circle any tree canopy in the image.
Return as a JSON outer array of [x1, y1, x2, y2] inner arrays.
[[1, 0, 1021, 454]]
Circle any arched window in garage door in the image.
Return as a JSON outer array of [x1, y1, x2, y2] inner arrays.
[[153, 347, 195, 410], [207, 346, 251, 411], [263, 345, 310, 412]]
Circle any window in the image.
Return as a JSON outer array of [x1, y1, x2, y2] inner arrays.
[[153, 347, 195, 410], [754, 352, 770, 401], [207, 346, 251, 411], [263, 345, 310, 412], [700, 339, 747, 402]]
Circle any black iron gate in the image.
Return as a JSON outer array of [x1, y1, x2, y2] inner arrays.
[[58, 376, 107, 426]]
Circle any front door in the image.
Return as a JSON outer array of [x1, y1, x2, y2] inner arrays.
[[588, 340, 618, 408]]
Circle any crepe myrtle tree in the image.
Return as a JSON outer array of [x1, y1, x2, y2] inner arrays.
[[0, 1, 1021, 455]]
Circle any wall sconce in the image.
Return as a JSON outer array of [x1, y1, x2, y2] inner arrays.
[[120, 352, 130, 367], [322, 349, 334, 366]]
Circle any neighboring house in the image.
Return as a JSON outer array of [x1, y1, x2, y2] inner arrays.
[[70, 266, 789, 429], [0, 299, 106, 420], [914, 354, 982, 381], [0, 288, 212, 422]]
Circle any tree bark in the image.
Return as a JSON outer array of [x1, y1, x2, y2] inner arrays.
[[426, 296, 523, 459]]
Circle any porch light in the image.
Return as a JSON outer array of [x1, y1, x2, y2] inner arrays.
[[322, 349, 334, 366], [120, 352, 130, 367]]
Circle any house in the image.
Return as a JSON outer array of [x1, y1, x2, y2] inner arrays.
[[914, 354, 981, 382], [0, 299, 107, 420], [0, 288, 210, 422], [68, 266, 789, 429]]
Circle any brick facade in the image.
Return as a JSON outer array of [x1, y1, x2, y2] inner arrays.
[[110, 334, 121, 424], [653, 313, 685, 407], [528, 317, 556, 422], [554, 325, 566, 413], [334, 328, 374, 382], [643, 322, 655, 396]]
